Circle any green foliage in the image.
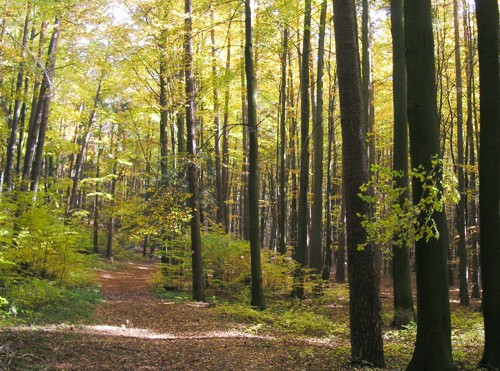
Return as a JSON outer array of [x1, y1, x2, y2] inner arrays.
[[215, 296, 349, 338], [0, 193, 101, 324], [358, 158, 459, 256]]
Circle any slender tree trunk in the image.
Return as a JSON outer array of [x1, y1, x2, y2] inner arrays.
[[310, 0, 327, 274], [4, 5, 31, 192], [184, 0, 205, 302], [93, 139, 101, 254], [293, 0, 312, 299], [333, 0, 384, 365], [463, 2, 480, 299], [30, 17, 61, 199], [106, 161, 117, 260], [245, 0, 265, 310], [476, 0, 500, 368], [159, 51, 169, 186], [211, 9, 224, 227], [390, 0, 415, 327], [405, 0, 453, 369], [222, 35, 231, 232], [278, 28, 288, 255], [69, 76, 103, 211], [452, 0, 470, 306]]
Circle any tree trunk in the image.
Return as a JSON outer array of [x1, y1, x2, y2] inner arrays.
[[30, 17, 61, 200], [69, 76, 103, 210], [211, 9, 224, 227], [184, 0, 205, 302], [476, 0, 500, 368], [278, 28, 288, 255], [159, 51, 169, 186], [405, 0, 453, 369], [293, 0, 312, 299], [333, 0, 384, 366], [310, 0, 327, 274], [245, 0, 265, 310], [4, 4, 31, 192], [222, 35, 231, 232], [453, 0, 469, 306], [390, 0, 415, 327]]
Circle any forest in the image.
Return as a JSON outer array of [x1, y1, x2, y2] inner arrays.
[[0, 0, 498, 369]]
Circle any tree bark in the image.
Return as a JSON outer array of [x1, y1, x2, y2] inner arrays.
[[278, 28, 288, 255], [405, 0, 453, 369], [4, 4, 31, 192], [310, 0, 327, 274], [390, 0, 415, 327], [30, 17, 61, 200], [245, 0, 265, 310], [453, 0, 469, 306], [69, 75, 103, 210], [184, 0, 205, 302], [333, 0, 384, 366], [476, 0, 500, 368], [293, 0, 312, 299]]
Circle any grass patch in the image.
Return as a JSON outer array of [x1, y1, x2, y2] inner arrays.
[[1, 281, 103, 326]]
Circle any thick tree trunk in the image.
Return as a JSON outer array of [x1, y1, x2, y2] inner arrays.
[[184, 0, 205, 302], [476, 0, 500, 368], [405, 0, 453, 369], [333, 0, 384, 366], [245, 0, 265, 310], [390, 0, 415, 327]]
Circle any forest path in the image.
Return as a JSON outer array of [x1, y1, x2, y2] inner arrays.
[[1, 260, 343, 370]]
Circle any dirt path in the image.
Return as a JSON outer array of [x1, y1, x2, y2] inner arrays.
[[1, 261, 347, 370]]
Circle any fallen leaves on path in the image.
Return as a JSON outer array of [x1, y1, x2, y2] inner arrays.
[[1, 260, 351, 370]]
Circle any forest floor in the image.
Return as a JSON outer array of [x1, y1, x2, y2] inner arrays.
[[0, 259, 483, 370], [0, 260, 356, 370]]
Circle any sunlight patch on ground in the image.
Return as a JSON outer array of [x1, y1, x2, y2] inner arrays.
[[8, 325, 276, 341]]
